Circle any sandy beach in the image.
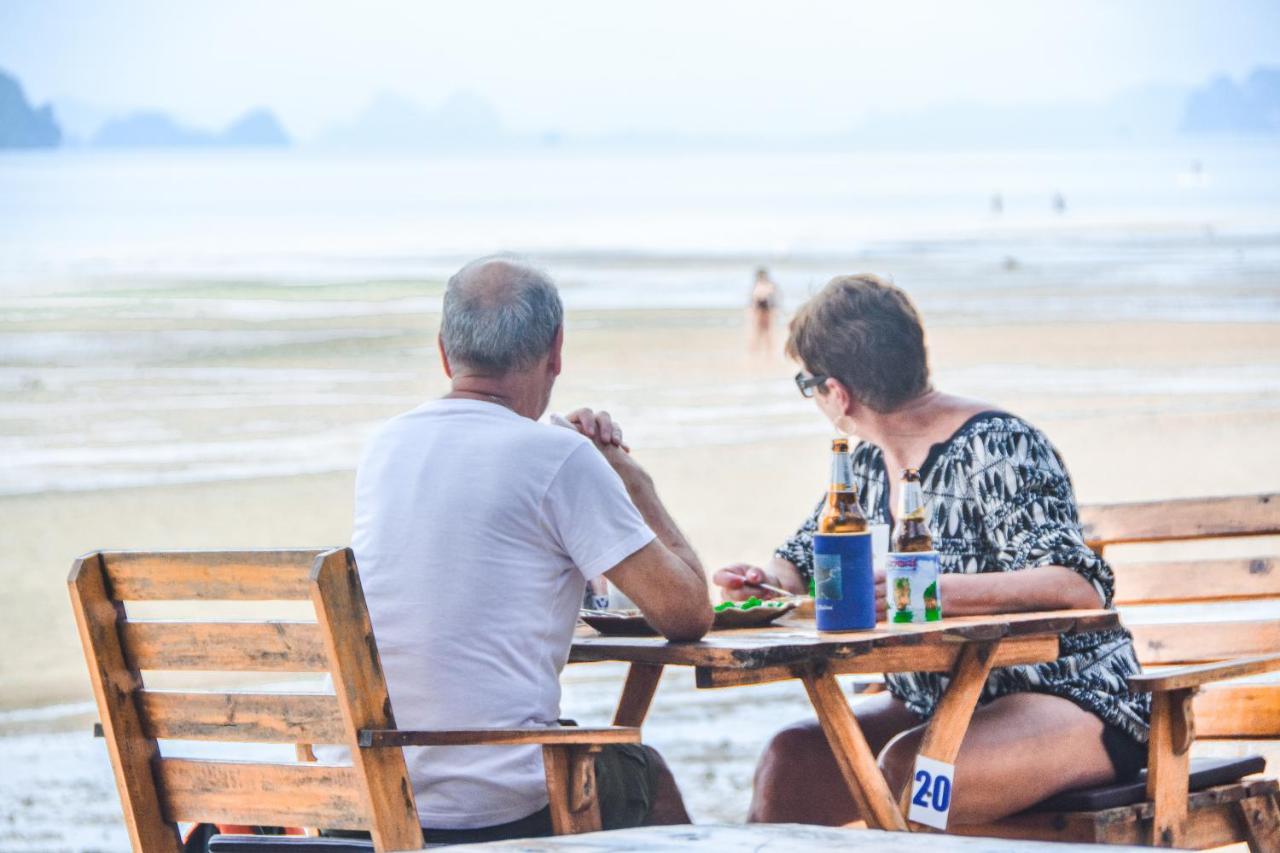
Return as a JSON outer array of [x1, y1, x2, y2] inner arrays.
[[3, 304, 1280, 849], [5, 309, 1280, 711]]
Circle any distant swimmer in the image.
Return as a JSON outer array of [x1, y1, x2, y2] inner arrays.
[[747, 266, 780, 355]]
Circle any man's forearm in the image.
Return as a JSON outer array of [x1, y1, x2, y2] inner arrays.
[[608, 451, 705, 581]]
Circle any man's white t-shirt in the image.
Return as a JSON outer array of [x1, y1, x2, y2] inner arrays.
[[338, 398, 655, 829]]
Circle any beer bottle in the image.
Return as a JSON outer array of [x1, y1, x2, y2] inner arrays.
[[893, 468, 932, 552], [812, 437, 876, 631], [819, 438, 868, 534], [888, 467, 941, 622]]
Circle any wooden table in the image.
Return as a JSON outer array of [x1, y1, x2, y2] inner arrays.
[[569, 609, 1120, 833]]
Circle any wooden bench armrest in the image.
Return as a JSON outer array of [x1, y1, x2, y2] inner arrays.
[[1128, 652, 1280, 692], [358, 726, 641, 748]]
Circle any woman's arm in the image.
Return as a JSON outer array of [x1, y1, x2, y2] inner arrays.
[[967, 422, 1117, 613], [939, 564, 1104, 616]]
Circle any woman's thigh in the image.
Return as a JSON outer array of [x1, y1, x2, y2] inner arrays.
[[879, 692, 1117, 825]]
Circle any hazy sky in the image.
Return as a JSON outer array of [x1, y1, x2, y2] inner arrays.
[[3, 0, 1279, 138]]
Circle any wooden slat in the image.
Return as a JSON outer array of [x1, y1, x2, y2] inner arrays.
[[102, 550, 325, 600], [1130, 621, 1280, 665], [120, 620, 328, 671], [1079, 493, 1279, 548], [155, 758, 366, 829], [1129, 652, 1280, 692], [359, 726, 640, 748], [311, 548, 422, 853], [1194, 684, 1280, 739], [68, 553, 183, 853], [138, 690, 345, 744], [1114, 557, 1280, 605]]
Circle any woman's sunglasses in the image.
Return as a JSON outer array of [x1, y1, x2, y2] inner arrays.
[[794, 371, 828, 398]]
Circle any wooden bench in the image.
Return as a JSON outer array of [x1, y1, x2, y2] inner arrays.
[[70, 547, 639, 853], [960, 493, 1280, 849]]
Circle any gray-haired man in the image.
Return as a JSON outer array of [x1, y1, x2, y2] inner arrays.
[[346, 256, 711, 843]]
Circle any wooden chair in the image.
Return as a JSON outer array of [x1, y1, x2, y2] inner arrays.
[[958, 493, 1280, 849], [70, 547, 639, 853]]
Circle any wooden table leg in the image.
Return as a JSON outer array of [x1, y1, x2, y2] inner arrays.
[[612, 663, 664, 727], [896, 639, 1001, 826], [801, 667, 909, 831]]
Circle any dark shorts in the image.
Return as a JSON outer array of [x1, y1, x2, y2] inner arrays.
[[322, 742, 660, 845], [1101, 723, 1147, 781]]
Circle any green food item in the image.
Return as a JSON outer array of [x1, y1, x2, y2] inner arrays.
[[715, 596, 773, 612]]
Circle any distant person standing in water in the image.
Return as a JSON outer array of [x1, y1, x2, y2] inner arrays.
[[748, 266, 780, 354]]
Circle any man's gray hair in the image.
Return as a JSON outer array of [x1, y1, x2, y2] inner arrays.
[[440, 256, 564, 374]]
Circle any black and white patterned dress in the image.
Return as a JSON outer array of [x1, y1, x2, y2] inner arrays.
[[775, 412, 1151, 743]]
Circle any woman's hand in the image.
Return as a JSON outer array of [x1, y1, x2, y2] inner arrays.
[[873, 566, 887, 622], [713, 563, 786, 601]]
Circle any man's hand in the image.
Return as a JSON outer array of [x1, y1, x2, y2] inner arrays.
[[562, 407, 629, 452]]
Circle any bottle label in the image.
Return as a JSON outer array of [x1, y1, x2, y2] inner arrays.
[[812, 532, 875, 631], [886, 551, 942, 623]]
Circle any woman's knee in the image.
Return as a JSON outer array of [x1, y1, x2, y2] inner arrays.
[[756, 720, 828, 783]]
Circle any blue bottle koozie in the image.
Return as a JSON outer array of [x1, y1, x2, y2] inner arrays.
[[812, 531, 876, 631]]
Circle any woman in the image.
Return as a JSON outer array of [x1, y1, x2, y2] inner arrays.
[[747, 266, 779, 354], [714, 274, 1149, 826]]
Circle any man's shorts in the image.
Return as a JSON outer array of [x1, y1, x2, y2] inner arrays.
[[320, 742, 661, 846]]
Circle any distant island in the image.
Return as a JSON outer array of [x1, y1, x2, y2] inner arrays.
[[1182, 67, 1280, 133], [0, 68, 61, 148], [92, 107, 290, 148], [318, 90, 505, 149]]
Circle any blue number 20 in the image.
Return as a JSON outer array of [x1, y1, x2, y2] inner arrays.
[[911, 769, 952, 812]]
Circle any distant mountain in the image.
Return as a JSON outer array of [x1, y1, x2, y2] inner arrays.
[[93, 110, 208, 146], [319, 90, 505, 149], [0, 68, 61, 149], [1182, 67, 1280, 133], [849, 82, 1189, 147], [50, 96, 117, 145], [221, 108, 289, 146], [91, 107, 290, 148]]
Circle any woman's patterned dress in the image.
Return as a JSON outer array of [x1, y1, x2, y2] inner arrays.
[[775, 412, 1151, 742]]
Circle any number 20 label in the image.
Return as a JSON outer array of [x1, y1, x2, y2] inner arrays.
[[907, 755, 955, 830]]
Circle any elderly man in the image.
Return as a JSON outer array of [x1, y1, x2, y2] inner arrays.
[[340, 256, 711, 844]]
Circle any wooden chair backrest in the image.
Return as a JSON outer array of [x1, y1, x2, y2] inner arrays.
[[68, 548, 423, 853], [1080, 493, 1280, 740]]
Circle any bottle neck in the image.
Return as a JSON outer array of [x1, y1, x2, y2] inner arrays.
[[898, 481, 925, 520], [829, 450, 854, 492]]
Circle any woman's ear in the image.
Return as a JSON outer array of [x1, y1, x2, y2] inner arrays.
[[822, 377, 854, 417]]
